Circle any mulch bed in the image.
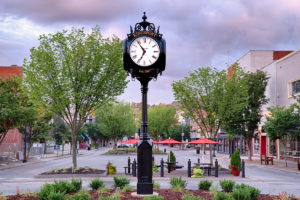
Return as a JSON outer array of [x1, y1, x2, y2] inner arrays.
[[5, 189, 286, 200], [40, 167, 105, 175]]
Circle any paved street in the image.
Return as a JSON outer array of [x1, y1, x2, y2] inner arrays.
[[0, 146, 299, 197]]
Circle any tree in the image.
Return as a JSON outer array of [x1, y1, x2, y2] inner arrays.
[[84, 123, 106, 147], [148, 105, 177, 140], [167, 125, 190, 142], [52, 117, 71, 155], [0, 77, 24, 144], [221, 66, 268, 160], [18, 102, 53, 160], [264, 105, 300, 167], [172, 67, 227, 139], [96, 102, 136, 146], [23, 27, 128, 168]]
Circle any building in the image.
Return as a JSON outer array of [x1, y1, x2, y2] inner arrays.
[[220, 50, 300, 161], [0, 65, 23, 160]]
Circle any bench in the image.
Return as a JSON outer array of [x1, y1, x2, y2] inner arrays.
[[260, 155, 273, 165]]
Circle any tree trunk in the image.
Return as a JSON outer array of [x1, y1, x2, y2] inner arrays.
[[26, 143, 32, 160], [62, 142, 65, 156], [71, 131, 77, 169], [247, 138, 252, 161]]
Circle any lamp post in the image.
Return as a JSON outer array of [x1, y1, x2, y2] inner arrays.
[[23, 125, 27, 163], [123, 13, 166, 195], [181, 123, 184, 149]]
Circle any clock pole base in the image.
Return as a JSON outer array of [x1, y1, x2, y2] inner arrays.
[[137, 182, 153, 194]]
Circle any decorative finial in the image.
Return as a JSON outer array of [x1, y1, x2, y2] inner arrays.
[[142, 12, 147, 21]]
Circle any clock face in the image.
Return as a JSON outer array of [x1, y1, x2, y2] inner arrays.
[[129, 36, 160, 67]]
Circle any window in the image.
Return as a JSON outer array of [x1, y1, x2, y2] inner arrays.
[[292, 80, 300, 95]]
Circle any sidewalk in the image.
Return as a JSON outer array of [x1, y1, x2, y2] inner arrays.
[[217, 153, 300, 174]]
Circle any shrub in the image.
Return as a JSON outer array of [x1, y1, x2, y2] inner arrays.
[[219, 180, 235, 192], [230, 150, 241, 170], [153, 165, 159, 173], [213, 192, 234, 200], [144, 195, 164, 200], [53, 180, 76, 194], [71, 179, 82, 192], [167, 151, 176, 162], [192, 168, 204, 178], [170, 176, 187, 190], [153, 180, 161, 190], [89, 179, 105, 190], [113, 176, 130, 189], [67, 190, 91, 200], [198, 180, 212, 190], [47, 191, 65, 200], [39, 184, 55, 200], [231, 188, 251, 200], [234, 184, 260, 200], [182, 194, 204, 200], [99, 196, 120, 200], [121, 185, 133, 192]]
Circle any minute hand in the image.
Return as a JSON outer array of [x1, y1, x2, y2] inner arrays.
[[138, 42, 146, 53]]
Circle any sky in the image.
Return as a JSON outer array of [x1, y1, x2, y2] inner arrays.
[[1, 0, 300, 105]]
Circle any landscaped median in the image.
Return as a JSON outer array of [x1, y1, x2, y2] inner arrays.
[[3, 177, 297, 200], [105, 147, 166, 155]]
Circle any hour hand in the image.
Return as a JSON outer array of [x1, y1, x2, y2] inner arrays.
[[137, 41, 146, 53]]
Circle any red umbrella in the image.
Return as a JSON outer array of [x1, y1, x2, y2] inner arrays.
[[187, 138, 221, 145], [121, 138, 139, 144], [157, 138, 184, 145]]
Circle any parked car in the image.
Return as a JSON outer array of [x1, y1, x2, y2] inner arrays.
[[117, 144, 129, 148]]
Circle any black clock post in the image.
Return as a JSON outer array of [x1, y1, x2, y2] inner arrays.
[[123, 13, 166, 195]]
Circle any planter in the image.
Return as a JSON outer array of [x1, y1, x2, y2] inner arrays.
[[231, 168, 240, 176]]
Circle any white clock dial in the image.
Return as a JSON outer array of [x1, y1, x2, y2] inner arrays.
[[129, 36, 160, 67]]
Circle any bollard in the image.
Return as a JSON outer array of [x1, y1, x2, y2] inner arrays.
[[242, 159, 245, 178], [198, 158, 200, 164], [196, 148, 200, 154], [160, 158, 164, 177], [164, 148, 166, 153], [132, 159, 137, 177], [215, 159, 218, 177], [188, 159, 191, 177], [128, 157, 131, 174]]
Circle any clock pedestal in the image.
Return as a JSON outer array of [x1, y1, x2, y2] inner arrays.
[[137, 79, 153, 194]]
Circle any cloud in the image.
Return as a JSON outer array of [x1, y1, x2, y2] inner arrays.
[[1, 0, 300, 104]]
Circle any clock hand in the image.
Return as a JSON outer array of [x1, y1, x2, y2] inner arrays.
[[138, 42, 146, 53]]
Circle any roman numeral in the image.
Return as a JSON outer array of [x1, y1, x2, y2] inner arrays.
[[152, 55, 157, 59], [149, 40, 151, 44], [149, 59, 152, 64], [132, 55, 137, 59], [143, 60, 146, 65], [152, 45, 157, 48], [143, 37, 146, 43], [154, 51, 159, 53], [131, 50, 136, 53]]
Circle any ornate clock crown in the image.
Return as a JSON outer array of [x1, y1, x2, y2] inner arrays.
[[127, 12, 162, 39]]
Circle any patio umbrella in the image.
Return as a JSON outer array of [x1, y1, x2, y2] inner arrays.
[[121, 138, 140, 144], [157, 138, 184, 145], [187, 138, 220, 164]]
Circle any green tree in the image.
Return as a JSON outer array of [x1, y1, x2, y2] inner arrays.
[[18, 102, 53, 160], [0, 77, 24, 144], [264, 105, 300, 166], [96, 102, 136, 146], [148, 105, 177, 140], [52, 117, 71, 155], [167, 125, 190, 142], [84, 123, 106, 147], [221, 67, 268, 160], [172, 67, 227, 139], [23, 27, 128, 168]]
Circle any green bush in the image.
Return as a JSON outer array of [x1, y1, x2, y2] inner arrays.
[[89, 179, 105, 190], [53, 180, 76, 194], [198, 180, 212, 190], [232, 188, 251, 200], [219, 180, 235, 192], [234, 184, 260, 200], [113, 176, 130, 189], [144, 195, 164, 200], [153, 165, 159, 173], [153, 180, 161, 190], [168, 151, 176, 162], [39, 183, 55, 200], [67, 190, 91, 200], [182, 194, 204, 200], [71, 179, 82, 192], [121, 185, 133, 192], [213, 192, 234, 200], [192, 168, 204, 178], [170, 176, 187, 189], [99, 196, 120, 200], [230, 150, 241, 170], [47, 191, 65, 200]]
